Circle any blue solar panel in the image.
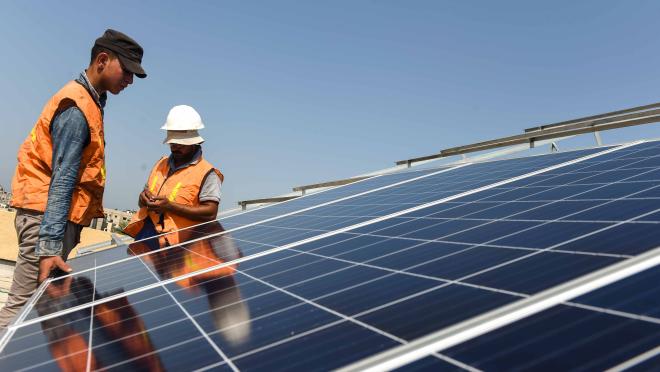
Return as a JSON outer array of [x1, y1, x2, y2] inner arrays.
[[443, 263, 660, 370], [34, 145, 609, 308], [75, 147, 602, 272], [2, 141, 660, 371], [218, 167, 446, 228], [66, 167, 449, 270]]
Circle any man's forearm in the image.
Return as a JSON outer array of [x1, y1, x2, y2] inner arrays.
[[39, 174, 79, 256], [138, 192, 147, 208], [37, 107, 89, 256], [166, 202, 218, 222]]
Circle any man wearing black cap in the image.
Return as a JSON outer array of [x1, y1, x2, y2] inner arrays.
[[0, 29, 147, 328]]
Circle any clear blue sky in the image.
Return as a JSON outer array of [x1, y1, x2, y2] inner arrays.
[[2, 1, 660, 212]]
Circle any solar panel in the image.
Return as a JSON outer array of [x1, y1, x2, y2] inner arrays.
[[218, 167, 450, 228], [24, 145, 609, 316], [439, 258, 660, 370], [2, 140, 660, 371]]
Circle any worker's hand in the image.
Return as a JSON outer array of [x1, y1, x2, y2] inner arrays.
[[146, 196, 171, 214], [38, 256, 72, 283], [139, 188, 155, 207], [143, 188, 155, 200]]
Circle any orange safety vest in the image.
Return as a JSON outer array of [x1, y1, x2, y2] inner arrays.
[[130, 234, 238, 288], [169, 230, 238, 287], [50, 329, 97, 372], [94, 297, 164, 371], [124, 155, 223, 246], [10, 81, 106, 226]]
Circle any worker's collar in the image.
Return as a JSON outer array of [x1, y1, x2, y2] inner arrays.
[[76, 71, 107, 110], [167, 146, 202, 175]]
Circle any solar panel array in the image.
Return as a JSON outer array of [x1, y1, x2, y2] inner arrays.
[[442, 262, 660, 370], [2, 140, 660, 371]]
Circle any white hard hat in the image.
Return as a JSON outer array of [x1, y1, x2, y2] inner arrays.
[[161, 105, 205, 130], [163, 130, 204, 145]]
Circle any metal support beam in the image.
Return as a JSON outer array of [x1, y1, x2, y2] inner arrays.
[[442, 112, 660, 157], [594, 131, 603, 146], [238, 196, 299, 210], [550, 142, 559, 153], [395, 152, 443, 166], [292, 176, 371, 194], [525, 101, 660, 133], [396, 107, 660, 167]]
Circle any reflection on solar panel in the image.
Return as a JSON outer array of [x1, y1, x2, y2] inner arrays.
[[2, 140, 660, 371]]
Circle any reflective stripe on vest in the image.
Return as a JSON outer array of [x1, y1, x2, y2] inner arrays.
[[168, 182, 183, 202]]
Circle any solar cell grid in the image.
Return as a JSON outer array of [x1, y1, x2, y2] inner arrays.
[[3, 140, 660, 371], [217, 167, 447, 227], [67, 166, 458, 271], [442, 263, 660, 371], [29, 144, 612, 315], [199, 141, 660, 368]]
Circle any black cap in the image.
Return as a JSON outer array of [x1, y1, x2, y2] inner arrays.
[[94, 29, 147, 78]]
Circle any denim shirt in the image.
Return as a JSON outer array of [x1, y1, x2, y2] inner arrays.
[[37, 72, 106, 256]]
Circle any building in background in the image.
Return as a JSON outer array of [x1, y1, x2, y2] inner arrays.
[[0, 186, 12, 210], [90, 208, 135, 233], [0, 188, 132, 232]]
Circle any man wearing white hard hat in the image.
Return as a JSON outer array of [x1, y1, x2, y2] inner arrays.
[[124, 105, 224, 247]]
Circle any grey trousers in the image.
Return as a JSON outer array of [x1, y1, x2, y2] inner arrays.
[[0, 209, 82, 328]]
